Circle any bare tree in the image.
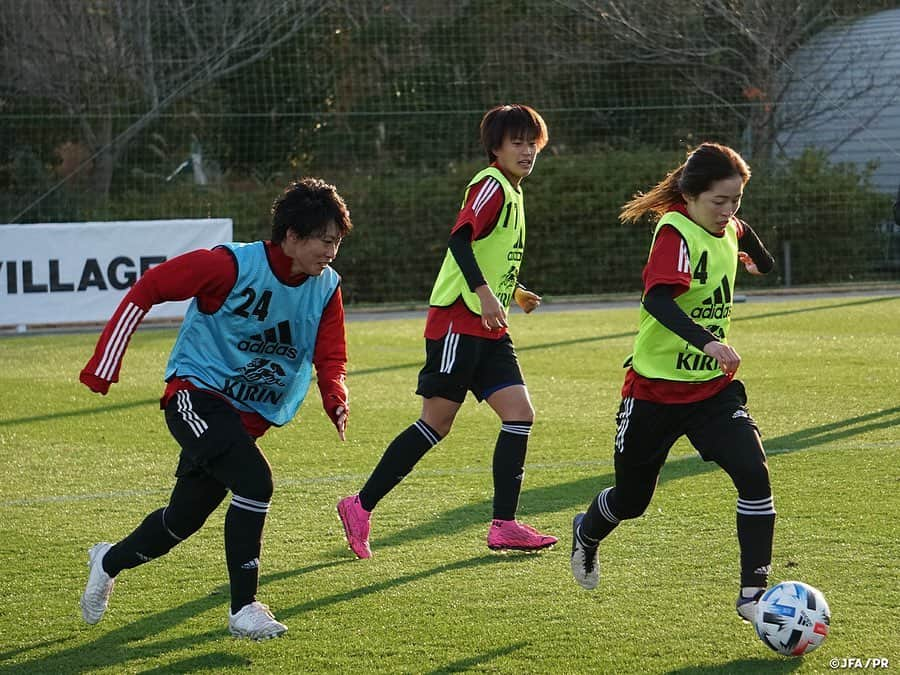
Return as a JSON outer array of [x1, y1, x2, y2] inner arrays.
[[0, 0, 325, 212], [547, 0, 892, 160]]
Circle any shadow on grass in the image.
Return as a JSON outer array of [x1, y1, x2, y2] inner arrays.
[[765, 406, 900, 451], [424, 641, 530, 674], [5, 295, 895, 429], [137, 653, 251, 673], [665, 656, 804, 674], [0, 554, 513, 674], [732, 294, 897, 323], [278, 553, 499, 619], [0, 397, 162, 428], [367, 405, 900, 551], [0, 560, 346, 675]]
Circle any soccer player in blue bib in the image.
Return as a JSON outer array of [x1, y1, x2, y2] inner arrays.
[[79, 178, 352, 639]]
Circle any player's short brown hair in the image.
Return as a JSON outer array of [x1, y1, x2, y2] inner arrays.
[[271, 177, 352, 244], [480, 104, 548, 162]]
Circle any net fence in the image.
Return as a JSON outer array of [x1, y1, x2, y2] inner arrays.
[[2, 0, 899, 304]]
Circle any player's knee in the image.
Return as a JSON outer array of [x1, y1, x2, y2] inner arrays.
[[232, 459, 273, 503], [428, 418, 454, 438], [519, 403, 535, 424], [617, 505, 648, 520], [420, 409, 457, 437], [510, 394, 535, 423], [616, 495, 652, 520], [735, 461, 771, 499], [496, 393, 534, 423], [162, 505, 206, 540]]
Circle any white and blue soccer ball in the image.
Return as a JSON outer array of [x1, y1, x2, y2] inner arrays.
[[754, 580, 831, 656]]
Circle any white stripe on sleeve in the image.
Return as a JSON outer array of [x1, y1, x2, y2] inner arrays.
[[96, 303, 146, 379], [471, 178, 500, 216]]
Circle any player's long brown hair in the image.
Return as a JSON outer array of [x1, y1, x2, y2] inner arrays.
[[619, 143, 751, 223]]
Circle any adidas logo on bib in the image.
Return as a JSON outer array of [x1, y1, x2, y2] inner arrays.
[[237, 320, 298, 359], [690, 275, 733, 320]]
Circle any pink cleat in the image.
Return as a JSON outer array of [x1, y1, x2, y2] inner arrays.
[[487, 519, 557, 552], [337, 494, 372, 559]]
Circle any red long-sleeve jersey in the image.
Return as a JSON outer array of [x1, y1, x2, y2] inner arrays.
[[80, 241, 348, 438]]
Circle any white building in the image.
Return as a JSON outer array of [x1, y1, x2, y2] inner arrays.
[[776, 8, 900, 195]]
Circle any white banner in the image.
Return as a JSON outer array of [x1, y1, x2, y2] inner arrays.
[[0, 219, 233, 327]]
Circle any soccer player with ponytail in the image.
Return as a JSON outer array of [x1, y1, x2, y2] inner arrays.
[[569, 143, 778, 622]]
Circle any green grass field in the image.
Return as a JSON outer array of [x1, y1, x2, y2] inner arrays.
[[1, 294, 898, 674]]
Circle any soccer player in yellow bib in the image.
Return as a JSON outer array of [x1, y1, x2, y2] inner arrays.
[[338, 105, 558, 556], [569, 143, 778, 624]]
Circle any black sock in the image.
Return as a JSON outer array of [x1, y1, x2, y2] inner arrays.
[[580, 487, 620, 543], [359, 420, 442, 511], [225, 494, 268, 615], [103, 508, 182, 577], [737, 496, 776, 587], [491, 421, 532, 521]]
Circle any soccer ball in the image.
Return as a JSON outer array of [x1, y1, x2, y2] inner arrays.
[[754, 580, 831, 656]]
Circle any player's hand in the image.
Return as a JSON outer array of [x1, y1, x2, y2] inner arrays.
[[476, 285, 507, 331], [703, 341, 741, 376], [333, 405, 348, 441], [514, 286, 542, 314], [738, 251, 761, 275]]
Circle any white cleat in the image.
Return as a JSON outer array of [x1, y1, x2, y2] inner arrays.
[[81, 542, 115, 624], [736, 588, 765, 622], [570, 514, 600, 590], [228, 601, 288, 641]]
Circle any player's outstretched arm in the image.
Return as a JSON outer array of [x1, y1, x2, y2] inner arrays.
[[80, 248, 235, 395], [80, 292, 150, 395]]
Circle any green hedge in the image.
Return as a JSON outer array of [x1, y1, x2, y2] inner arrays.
[[8, 147, 893, 304], [737, 151, 894, 285], [330, 148, 894, 302]]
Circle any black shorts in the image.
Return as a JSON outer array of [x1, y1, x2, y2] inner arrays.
[[416, 332, 525, 403], [164, 389, 260, 484], [614, 379, 761, 467]]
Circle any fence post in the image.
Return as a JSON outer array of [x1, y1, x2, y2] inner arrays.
[[783, 240, 792, 287]]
